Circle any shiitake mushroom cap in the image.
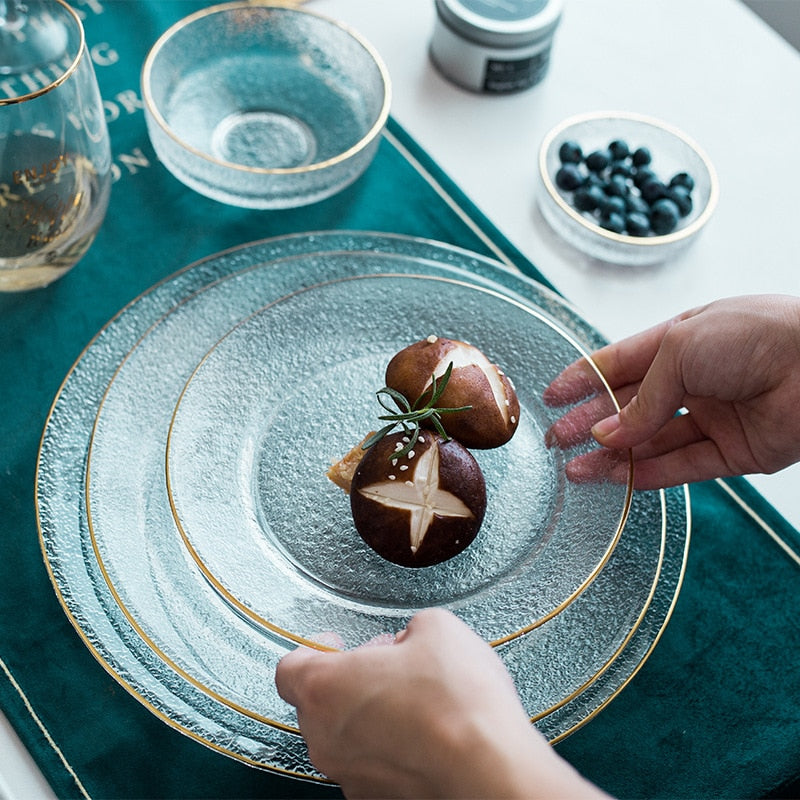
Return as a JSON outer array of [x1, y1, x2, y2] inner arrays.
[[350, 431, 486, 568], [385, 337, 520, 449]]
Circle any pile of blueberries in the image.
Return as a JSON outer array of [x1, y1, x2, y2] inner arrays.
[[555, 138, 695, 237]]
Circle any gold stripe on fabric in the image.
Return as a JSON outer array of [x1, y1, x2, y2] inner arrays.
[[382, 129, 518, 271], [715, 478, 800, 567], [0, 656, 91, 799]]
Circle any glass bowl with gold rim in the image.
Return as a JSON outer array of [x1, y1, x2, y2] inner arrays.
[[141, 2, 391, 209], [538, 111, 719, 266]]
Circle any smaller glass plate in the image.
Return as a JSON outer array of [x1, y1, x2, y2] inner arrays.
[[166, 272, 631, 648]]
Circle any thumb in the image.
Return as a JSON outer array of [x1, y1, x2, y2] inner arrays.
[[275, 646, 327, 707], [592, 347, 687, 448]]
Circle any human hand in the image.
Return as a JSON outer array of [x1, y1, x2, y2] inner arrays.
[[276, 608, 605, 799], [544, 294, 800, 489]]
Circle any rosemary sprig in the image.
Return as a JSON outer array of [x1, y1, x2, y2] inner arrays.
[[362, 362, 472, 459]]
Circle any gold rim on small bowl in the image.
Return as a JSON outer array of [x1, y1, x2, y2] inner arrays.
[[140, 1, 392, 177], [538, 110, 719, 260]]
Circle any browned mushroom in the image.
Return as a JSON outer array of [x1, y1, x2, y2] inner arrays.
[[350, 431, 486, 567], [385, 336, 520, 449]]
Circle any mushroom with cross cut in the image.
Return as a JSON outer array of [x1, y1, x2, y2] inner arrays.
[[385, 336, 520, 449], [350, 431, 486, 567]]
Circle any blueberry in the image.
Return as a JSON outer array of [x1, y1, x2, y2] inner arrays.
[[625, 194, 650, 216], [558, 140, 583, 164], [573, 185, 605, 212], [610, 161, 634, 179], [608, 139, 630, 160], [666, 186, 693, 217], [605, 173, 629, 198], [632, 146, 652, 167], [555, 163, 584, 191], [625, 211, 651, 237], [583, 172, 605, 190], [585, 149, 612, 172], [599, 211, 626, 233], [650, 198, 680, 234], [669, 172, 695, 192], [641, 180, 668, 204], [601, 194, 627, 217], [633, 166, 657, 189]]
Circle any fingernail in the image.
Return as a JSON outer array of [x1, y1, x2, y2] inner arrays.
[[591, 413, 620, 441]]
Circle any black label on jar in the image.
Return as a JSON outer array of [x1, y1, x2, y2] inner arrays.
[[483, 49, 550, 93]]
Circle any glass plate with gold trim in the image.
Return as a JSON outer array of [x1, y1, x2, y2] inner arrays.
[[37, 232, 689, 779], [87, 252, 637, 725], [163, 271, 631, 649]]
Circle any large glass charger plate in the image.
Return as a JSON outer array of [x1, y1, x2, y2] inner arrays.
[[86, 248, 641, 729], [37, 232, 690, 779], [165, 272, 632, 648], [87, 249, 639, 724]]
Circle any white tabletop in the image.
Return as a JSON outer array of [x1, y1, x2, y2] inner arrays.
[[3, 1, 799, 795]]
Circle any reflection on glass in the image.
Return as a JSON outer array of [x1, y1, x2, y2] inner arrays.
[[0, 0, 111, 291]]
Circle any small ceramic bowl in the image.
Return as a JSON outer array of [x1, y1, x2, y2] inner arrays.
[[141, 2, 391, 209], [538, 111, 718, 266]]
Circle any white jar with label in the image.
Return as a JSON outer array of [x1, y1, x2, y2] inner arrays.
[[430, 0, 563, 94]]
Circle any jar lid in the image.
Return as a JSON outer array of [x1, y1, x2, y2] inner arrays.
[[435, 0, 563, 48]]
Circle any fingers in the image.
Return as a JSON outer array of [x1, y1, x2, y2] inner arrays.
[[624, 411, 702, 461], [275, 645, 328, 708], [276, 615, 432, 709], [591, 328, 693, 450], [545, 319, 676, 407], [589, 319, 680, 389], [627, 438, 733, 489], [566, 419, 733, 490], [543, 357, 603, 407], [546, 382, 639, 448], [545, 322, 688, 452], [564, 448, 632, 484]]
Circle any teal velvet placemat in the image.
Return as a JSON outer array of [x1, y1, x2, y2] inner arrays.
[[557, 477, 800, 800], [1, 3, 799, 799]]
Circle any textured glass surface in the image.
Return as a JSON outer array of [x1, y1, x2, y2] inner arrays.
[[165, 271, 629, 647], [536, 484, 689, 740], [538, 112, 718, 266], [87, 251, 631, 722], [141, 5, 389, 208], [37, 232, 689, 778]]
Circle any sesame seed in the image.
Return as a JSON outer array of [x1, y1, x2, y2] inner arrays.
[[418, 435, 425, 443], [511, 415, 517, 423], [400, 465, 409, 471], [405, 480, 413, 487], [407, 450, 415, 458], [402, 436, 410, 443], [505, 399, 510, 406], [394, 442, 403, 451], [388, 474, 396, 480], [426, 335, 437, 344], [391, 458, 398, 467]]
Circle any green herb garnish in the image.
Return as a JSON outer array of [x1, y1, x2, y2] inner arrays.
[[362, 362, 472, 460]]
